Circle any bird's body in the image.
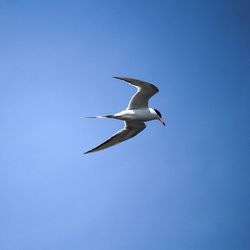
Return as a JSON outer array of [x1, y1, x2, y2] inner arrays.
[[84, 77, 165, 154], [106, 108, 158, 122]]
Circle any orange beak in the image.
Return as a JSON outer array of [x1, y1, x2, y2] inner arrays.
[[160, 118, 165, 126]]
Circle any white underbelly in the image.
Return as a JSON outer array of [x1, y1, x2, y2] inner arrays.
[[115, 109, 154, 122]]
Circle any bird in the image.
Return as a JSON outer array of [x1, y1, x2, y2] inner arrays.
[[84, 76, 165, 154]]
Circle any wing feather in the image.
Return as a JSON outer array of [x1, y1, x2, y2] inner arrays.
[[113, 76, 159, 109], [84, 121, 146, 154]]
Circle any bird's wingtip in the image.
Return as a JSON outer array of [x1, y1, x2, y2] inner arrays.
[[84, 149, 94, 154], [113, 76, 125, 80]]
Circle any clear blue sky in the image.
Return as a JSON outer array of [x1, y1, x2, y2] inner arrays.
[[0, 1, 249, 249]]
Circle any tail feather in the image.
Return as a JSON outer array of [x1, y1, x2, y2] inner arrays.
[[81, 115, 114, 119]]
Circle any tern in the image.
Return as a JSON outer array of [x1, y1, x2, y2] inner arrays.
[[84, 77, 165, 154]]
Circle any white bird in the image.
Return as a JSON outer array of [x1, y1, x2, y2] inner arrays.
[[84, 77, 165, 154]]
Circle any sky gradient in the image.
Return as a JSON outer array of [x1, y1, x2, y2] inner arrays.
[[0, 1, 249, 249]]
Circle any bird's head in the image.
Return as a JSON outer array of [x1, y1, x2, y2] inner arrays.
[[153, 108, 165, 126]]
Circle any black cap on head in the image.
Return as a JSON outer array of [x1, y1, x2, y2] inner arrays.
[[153, 109, 162, 118]]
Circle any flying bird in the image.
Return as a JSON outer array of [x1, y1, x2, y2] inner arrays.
[[84, 77, 165, 154]]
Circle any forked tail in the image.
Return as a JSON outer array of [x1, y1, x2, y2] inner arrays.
[[81, 115, 114, 119]]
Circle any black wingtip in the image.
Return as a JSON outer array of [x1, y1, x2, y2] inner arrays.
[[84, 149, 96, 154], [113, 76, 131, 84], [113, 76, 127, 80]]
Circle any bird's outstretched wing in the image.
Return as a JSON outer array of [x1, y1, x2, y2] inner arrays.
[[114, 76, 159, 110], [84, 121, 146, 154]]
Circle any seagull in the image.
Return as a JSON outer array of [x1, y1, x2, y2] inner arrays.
[[84, 77, 165, 154]]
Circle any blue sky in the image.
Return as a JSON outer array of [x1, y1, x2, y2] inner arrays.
[[0, 0, 249, 249]]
